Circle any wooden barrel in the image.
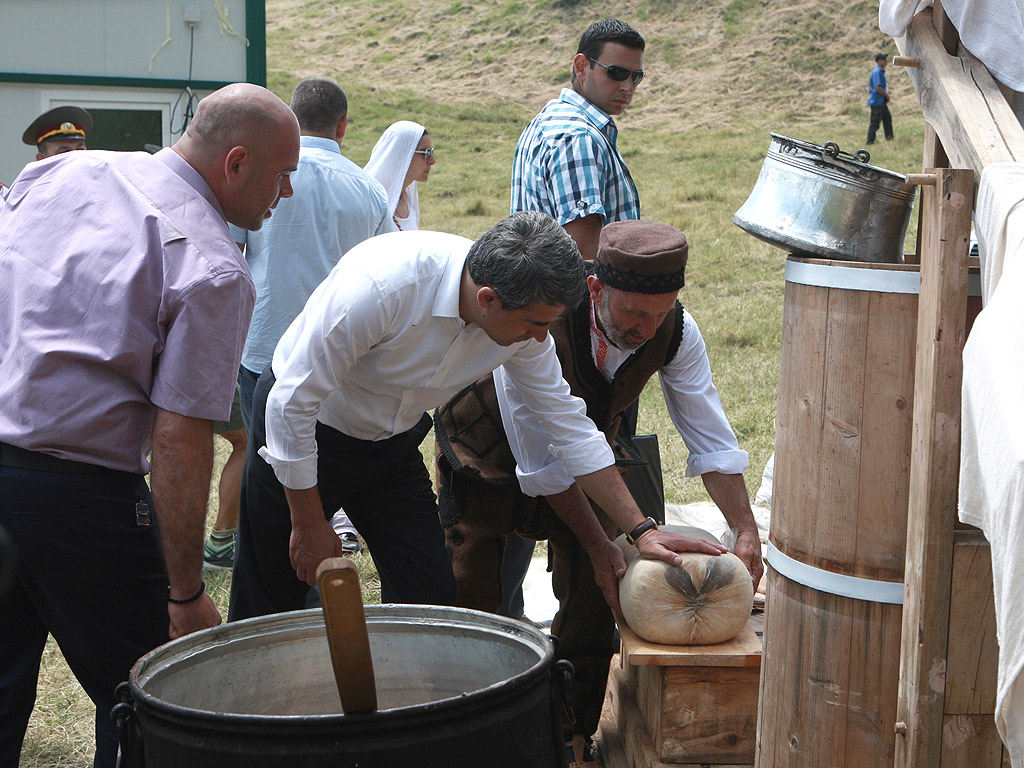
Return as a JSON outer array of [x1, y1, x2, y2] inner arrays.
[[755, 256, 980, 768]]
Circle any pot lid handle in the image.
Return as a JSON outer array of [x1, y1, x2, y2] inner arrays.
[[819, 141, 880, 180]]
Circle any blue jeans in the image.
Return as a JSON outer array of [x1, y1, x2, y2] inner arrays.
[[0, 467, 168, 768]]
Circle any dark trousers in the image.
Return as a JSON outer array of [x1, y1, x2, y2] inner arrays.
[[438, 452, 617, 738], [0, 467, 168, 768], [868, 103, 894, 143], [229, 371, 456, 621], [237, 364, 260, 434]]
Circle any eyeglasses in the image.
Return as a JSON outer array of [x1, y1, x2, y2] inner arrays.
[[413, 146, 435, 161], [588, 58, 645, 86]]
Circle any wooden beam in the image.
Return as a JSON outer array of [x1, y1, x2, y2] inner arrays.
[[894, 168, 973, 768], [895, 9, 1024, 197]]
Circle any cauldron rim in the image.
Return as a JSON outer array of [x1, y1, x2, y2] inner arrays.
[[127, 604, 555, 726]]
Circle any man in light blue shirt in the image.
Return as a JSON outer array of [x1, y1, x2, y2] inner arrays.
[[233, 78, 389, 422]]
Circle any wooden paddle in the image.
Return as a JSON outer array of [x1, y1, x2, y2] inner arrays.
[[315, 557, 378, 714]]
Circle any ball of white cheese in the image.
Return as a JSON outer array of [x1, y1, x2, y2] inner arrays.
[[616, 525, 753, 645]]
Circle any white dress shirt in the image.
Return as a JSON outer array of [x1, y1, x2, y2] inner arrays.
[[496, 304, 748, 497], [231, 136, 389, 374], [259, 230, 612, 490]]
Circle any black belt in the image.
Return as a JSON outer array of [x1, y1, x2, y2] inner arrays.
[[0, 442, 111, 475]]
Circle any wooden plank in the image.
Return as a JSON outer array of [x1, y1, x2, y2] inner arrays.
[[856, 283, 918, 580], [635, 665, 665, 752], [772, 272, 828, 571], [895, 9, 1024, 198], [619, 619, 762, 667], [894, 167, 974, 768], [816, 282, 869, 574], [939, 714, 1004, 768], [944, 531, 998, 715]]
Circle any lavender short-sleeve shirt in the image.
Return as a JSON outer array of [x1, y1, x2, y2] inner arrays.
[[0, 149, 254, 473]]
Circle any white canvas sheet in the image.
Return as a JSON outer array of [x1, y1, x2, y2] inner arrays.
[[960, 162, 1024, 766]]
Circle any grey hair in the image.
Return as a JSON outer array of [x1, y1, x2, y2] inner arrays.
[[467, 212, 587, 310]]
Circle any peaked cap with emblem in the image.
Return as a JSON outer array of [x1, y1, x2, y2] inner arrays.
[[594, 220, 688, 294], [22, 106, 93, 147]]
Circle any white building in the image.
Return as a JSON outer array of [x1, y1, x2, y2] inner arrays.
[[0, 0, 264, 184]]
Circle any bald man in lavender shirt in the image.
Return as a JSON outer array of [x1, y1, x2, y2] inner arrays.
[[0, 84, 299, 768]]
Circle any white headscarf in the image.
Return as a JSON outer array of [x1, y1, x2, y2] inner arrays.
[[364, 120, 426, 231]]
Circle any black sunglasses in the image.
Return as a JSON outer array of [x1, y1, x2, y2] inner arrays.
[[588, 58, 645, 86]]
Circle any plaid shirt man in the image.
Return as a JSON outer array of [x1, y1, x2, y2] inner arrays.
[[510, 88, 640, 225]]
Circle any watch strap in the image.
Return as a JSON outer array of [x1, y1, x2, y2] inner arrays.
[[626, 516, 659, 545]]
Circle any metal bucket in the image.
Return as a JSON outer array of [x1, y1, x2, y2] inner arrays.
[[734, 134, 916, 263], [114, 604, 570, 768]]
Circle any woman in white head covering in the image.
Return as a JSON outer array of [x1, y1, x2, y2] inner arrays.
[[364, 120, 436, 231]]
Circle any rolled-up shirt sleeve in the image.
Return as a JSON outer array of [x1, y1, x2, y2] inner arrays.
[[258, 270, 389, 489], [496, 341, 614, 497], [660, 310, 748, 477]]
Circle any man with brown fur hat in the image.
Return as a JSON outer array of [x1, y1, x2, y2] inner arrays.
[[435, 220, 762, 755]]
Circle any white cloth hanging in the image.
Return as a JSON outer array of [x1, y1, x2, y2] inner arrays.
[[364, 120, 425, 232], [959, 162, 1024, 767]]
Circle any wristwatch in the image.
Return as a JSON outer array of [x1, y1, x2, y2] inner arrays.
[[626, 516, 659, 545]]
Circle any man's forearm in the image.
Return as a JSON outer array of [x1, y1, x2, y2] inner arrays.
[[150, 408, 214, 600], [284, 485, 326, 530], [701, 471, 757, 533], [545, 482, 611, 550], [574, 465, 646, 534]]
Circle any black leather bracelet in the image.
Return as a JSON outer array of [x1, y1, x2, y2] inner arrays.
[[626, 517, 659, 545], [168, 581, 205, 605]]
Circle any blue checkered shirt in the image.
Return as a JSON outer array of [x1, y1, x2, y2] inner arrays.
[[510, 88, 640, 225]]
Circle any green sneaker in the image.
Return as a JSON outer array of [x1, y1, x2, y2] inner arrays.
[[203, 536, 235, 570]]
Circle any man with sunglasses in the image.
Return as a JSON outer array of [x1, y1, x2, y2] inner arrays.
[[511, 18, 645, 260], [505, 18, 649, 629]]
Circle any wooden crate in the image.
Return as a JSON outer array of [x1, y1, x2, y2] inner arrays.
[[615, 617, 761, 765]]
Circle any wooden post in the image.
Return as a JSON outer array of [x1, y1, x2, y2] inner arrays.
[[893, 168, 973, 768], [908, 126, 949, 265]]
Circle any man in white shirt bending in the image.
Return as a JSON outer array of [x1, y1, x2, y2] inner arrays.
[[228, 212, 726, 620]]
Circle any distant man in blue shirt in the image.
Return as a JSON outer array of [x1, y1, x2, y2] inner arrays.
[[867, 52, 893, 145]]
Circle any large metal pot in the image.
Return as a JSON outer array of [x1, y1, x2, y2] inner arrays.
[[734, 134, 916, 263], [113, 605, 571, 768]]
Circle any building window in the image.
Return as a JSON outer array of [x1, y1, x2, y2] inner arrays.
[[86, 108, 164, 153]]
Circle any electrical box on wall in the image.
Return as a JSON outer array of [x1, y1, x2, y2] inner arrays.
[[183, 4, 202, 25]]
